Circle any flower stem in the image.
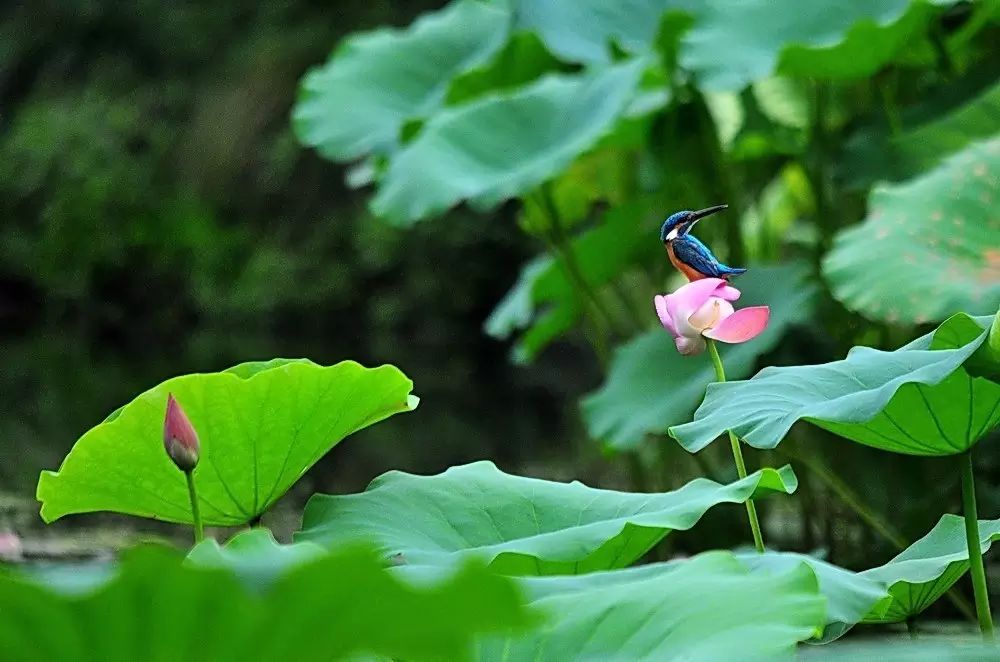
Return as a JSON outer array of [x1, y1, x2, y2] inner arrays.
[[706, 338, 765, 553], [906, 617, 918, 640], [185, 470, 204, 544], [960, 449, 994, 640]]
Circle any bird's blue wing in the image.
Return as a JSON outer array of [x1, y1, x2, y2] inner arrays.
[[672, 235, 726, 278]]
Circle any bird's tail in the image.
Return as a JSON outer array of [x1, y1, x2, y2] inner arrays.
[[720, 266, 747, 279]]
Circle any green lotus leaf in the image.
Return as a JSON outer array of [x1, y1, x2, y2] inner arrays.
[[734, 552, 891, 643], [800, 639, 999, 661], [583, 263, 817, 451], [371, 60, 644, 225], [185, 529, 326, 592], [445, 31, 563, 106], [861, 514, 1000, 624], [824, 136, 1000, 324], [0, 542, 533, 662], [681, 0, 946, 91], [476, 551, 825, 661], [296, 460, 798, 575], [671, 313, 1000, 456], [510, 0, 692, 64], [488, 549, 886, 646], [293, 0, 509, 162], [37, 360, 418, 526], [485, 200, 662, 363]]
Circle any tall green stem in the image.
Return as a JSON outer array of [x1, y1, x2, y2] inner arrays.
[[706, 338, 765, 553], [960, 449, 994, 640], [185, 470, 204, 543]]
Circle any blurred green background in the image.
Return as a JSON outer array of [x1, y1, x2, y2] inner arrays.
[[0, 0, 581, 499], [3, 0, 1000, 613]]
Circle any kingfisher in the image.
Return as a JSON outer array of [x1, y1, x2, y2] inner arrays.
[[659, 204, 746, 282]]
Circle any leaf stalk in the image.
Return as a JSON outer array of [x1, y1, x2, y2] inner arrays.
[[706, 338, 765, 553], [960, 449, 994, 640]]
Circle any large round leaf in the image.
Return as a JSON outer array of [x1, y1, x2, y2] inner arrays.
[[861, 514, 1000, 624], [37, 360, 418, 526], [735, 552, 891, 643], [371, 60, 644, 225], [680, 0, 945, 91], [671, 313, 1000, 456], [503, 549, 888, 645], [824, 136, 1000, 324], [476, 551, 825, 661], [293, 0, 510, 162], [296, 460, 797, 574], [583, 263, 817, 451], [0, 541, 532, 662], [511, 0, 688, 64], [185, 529, 325, 593]]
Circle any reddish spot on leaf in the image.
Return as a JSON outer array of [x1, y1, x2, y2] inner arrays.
[[980, 249, 1000, 284]]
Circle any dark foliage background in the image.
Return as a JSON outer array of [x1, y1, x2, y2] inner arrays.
[[0, 1, 594, 510]]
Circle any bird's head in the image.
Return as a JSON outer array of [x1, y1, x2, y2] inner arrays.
[[659, 204, 728, 243]]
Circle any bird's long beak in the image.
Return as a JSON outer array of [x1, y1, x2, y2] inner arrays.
[[690, 204, 728, 222], [681, 204, 728, 235]]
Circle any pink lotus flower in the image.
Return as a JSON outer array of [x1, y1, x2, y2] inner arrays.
[[164, 393, 200, 472], [654, 278, 770, 356]]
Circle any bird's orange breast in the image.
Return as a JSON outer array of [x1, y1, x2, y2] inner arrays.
[[666, 243, 707, 282]]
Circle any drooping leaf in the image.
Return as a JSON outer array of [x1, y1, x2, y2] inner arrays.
[[485, 200, 662, 363], [293, 0, 510, 162], [735, 552, 891, 643], [185, 529, 325, 592], [671, 313, 1000, 456], [446, 32, 564, 106], [584, 263, 818, 451], [477, 551, 825, 661], [0, 542, 533, 662], [253, 547, 537, 662], [681, 0, 946, 91], [296, 460, 798, 575], [487, 548, 887, 646], [37, 360, 418, 526], [861, 514, 1000, 624], [511, 0, 694, 64], [824, 136, 1000, 324], [371, 60, 644, 225]]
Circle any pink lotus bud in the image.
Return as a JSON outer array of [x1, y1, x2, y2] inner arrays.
[[163, 393, 200, 472], [0, 531, 22, 562], [654, 278, 770, 356]]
